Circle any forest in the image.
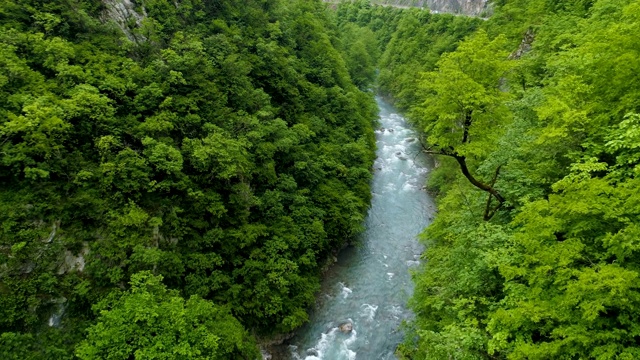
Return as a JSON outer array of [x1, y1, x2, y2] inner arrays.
[[0, 0, 379, 358], [2, 0, 640, 359], [334, 0, 640, 359]]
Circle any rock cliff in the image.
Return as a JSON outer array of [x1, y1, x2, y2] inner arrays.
[[101, 0, 147, 42], [425, 0, 489, 15], [366, 0, 491, 16]]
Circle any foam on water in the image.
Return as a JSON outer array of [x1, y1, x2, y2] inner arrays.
[[312, 328, 337, 359], [340, 283, 353, 299], [346, 350, 357, 360], [388, 305, 403, 319], [287, 97, 436, 360], [360, 304, 378, 321], [344, 329, 358, 349], [387, 272, 395, 280], [402, 182, 417, 192]]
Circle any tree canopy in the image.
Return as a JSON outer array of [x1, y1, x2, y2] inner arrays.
[[5, 0, 640, 358], [76, 272, 258, 360], [336, 0, 640, 359], [0, 0, 377, 357]]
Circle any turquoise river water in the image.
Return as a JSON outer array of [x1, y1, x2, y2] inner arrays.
[[286, 97, 436, 360]]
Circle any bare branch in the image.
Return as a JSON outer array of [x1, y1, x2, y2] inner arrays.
[[419, 134, 505, 220]]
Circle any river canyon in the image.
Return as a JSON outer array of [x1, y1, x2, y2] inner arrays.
[[284, 97, 435, 360]]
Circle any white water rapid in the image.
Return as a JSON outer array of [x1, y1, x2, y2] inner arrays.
[[286, 97, 436, 360]]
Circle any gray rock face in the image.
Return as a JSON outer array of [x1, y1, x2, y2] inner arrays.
[[101, 0, 148, 42], [363, 0, 491, 16], [509, 28, 536, 59], [58, 244, 89, 274], [426, 0, 490, 16]]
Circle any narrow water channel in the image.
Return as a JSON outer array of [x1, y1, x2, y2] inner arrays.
[[287, 97, 436, 360]]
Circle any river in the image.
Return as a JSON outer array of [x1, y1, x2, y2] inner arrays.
[[286, 97, 436, 360]]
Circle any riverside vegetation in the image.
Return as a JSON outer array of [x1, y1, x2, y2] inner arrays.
[[3, 0, 640, 359], [336, 0, 640, 359], [0, 0, 379, 358]]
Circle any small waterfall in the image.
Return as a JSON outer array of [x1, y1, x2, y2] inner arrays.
[[48, 298, 67, 328]]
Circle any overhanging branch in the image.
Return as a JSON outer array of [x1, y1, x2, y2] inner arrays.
[[419, 137, 505, 220]]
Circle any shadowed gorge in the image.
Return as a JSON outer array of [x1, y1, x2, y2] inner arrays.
[[3, 0, 640, 359], [285, 98, 434, 360]]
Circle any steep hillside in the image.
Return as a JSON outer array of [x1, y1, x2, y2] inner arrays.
[[337, 0, 640, 359], [326, 0, 490, 15], [0, 0, 377, 358]]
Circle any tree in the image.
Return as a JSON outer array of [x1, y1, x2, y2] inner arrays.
[[488, 159, 640, 359], [76, 272, 258, 360], [413, 30, 512, 220], [340, 23, 379, 90]]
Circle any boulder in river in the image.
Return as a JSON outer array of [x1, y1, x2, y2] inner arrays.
[[339, 322, 353, 333], [395, 151, 408, 160], [306, 348, 319, 357]]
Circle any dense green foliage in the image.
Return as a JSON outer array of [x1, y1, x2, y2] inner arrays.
[[333, 1, 482, 109], [6, 0, 640, 357], [0, 0, 377, 357], [378, 10, 482, 109], [338, 0, 640, 359], [76, 272, 257, 359]]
